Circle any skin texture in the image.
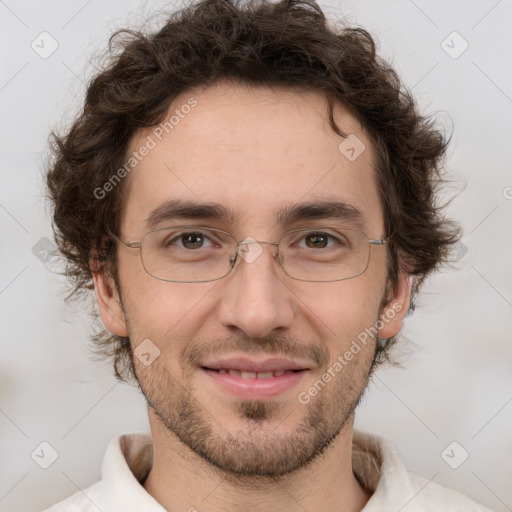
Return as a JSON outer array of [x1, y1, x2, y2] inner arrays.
[[93, 81, 412, 512]]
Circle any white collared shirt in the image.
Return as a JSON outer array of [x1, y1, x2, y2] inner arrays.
[[41, 430, 494, 511]]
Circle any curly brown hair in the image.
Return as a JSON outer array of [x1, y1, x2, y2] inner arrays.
[[46, 0, 461, 383]]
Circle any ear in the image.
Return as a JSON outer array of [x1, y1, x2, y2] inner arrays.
[[377, 271, 413, 339], [91, 266, 128, 338]]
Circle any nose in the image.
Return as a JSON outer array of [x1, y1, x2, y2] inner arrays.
[[217, 240, 295, 339]]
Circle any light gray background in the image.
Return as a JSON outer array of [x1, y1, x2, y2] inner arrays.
[[1, 1, 511, 511]]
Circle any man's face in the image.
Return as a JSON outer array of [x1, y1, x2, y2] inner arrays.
[[95, 81, 409, 478]]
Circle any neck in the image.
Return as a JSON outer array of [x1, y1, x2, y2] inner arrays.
[[143, 410, 371, 512]]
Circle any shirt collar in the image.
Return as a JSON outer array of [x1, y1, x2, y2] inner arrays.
[[99, 429, 421, 511], [101, 431, 166, 511], [352, 429, 420, 510]]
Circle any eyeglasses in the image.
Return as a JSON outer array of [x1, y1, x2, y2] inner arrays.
[[109, 225, 391, 283]]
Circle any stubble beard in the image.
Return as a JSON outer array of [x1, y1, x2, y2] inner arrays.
[[132, 335, 381, 482]]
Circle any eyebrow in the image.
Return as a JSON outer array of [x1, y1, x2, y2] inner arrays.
[[144, 198, 367, 231]]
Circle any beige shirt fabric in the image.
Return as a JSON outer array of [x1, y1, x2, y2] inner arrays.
[[41, 430, 495, 511]]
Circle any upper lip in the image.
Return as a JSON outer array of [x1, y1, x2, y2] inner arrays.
[[201, 357, 310, 372]]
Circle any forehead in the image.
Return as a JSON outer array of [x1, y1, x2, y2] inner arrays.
[[120, 81, 383, 237]]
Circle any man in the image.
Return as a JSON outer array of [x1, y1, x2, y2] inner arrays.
[[42, 0, 494, 510]]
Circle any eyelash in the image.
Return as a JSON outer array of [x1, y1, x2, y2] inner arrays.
[[166, 230, 344, 249]]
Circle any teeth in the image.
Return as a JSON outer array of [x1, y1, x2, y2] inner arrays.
[[216, 369, 293, 379]]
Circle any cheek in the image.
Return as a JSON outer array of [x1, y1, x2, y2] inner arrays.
[[119, 259, 216, 342], [298, 276, 384, 352]]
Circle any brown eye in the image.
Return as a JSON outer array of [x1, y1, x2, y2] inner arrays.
[[304, 233, 329, 249], [162, 231, 214, 250], [300, 231, 346, 249], [180, 232, 206, 249]]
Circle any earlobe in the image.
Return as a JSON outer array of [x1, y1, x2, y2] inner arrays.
[[92, 268, 128, 337], [377, 272, 413, 339]]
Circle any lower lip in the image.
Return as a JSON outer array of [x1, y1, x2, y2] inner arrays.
[[202, 368, 309, 399]]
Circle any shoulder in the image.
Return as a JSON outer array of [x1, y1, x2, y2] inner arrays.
[[38, 431, 156, 512], [39, 481, 104, 512], [352, 429, 495, 512], [406, 471, 495, 511]]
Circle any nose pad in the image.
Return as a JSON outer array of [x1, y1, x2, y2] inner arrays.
[[229, 251, 238, 268]]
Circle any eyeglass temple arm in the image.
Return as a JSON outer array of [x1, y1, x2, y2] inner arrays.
[[106, 229, 141, 249], [369, 233, 392, 245]]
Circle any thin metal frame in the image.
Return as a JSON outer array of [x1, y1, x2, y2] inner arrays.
[[108, 225, 391, 283]]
